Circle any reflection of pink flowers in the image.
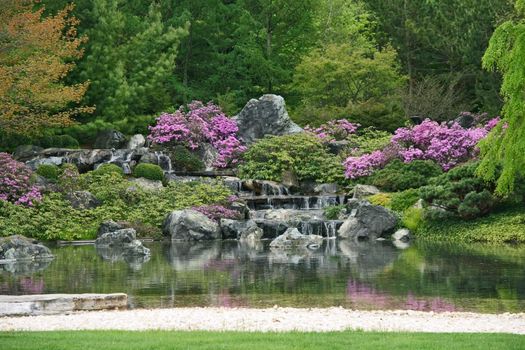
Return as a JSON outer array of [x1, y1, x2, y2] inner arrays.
[[19, 277, 45, 294], [406, 293, 456, 312], [346, 279, 390, 308]]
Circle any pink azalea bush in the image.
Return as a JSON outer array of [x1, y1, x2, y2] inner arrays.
[[0, 153, 42, 206], [148, 101, 246, 168], [343, 117, 500, 179], [304, 119, 359, 141], [192, 204, 241, 222]]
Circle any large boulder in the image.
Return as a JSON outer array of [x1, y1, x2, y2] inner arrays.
[[65, 191, 101, 210], [352, 184, 380, 199], [163, 209, 221, 241], [220, 219, 263, 240], [127, 134, 146, 149], [338, 200, 397, 240], [233, 94, 302, 144], [95, 228, 150, 257], [93, 130, 127, 149], [269, 228, 323, 250], [0, 235, 53, 262], [13, 145, 43, 161]]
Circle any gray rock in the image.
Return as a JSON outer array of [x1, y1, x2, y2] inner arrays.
[[13, 145, 43, 161], [197, 143, 219, 171], [97, 220, 125, 238], [65, 191, 101, 210], [220, 219, 263, 240], [326, 140, 350, 155], [0, 235, 53, 262], [127, 134, 146, 149], [93, 130, 127, 149], [452, 114, 475, 128], [163, 209, 221, 241], [269, 228, 323, 250], [392, 228, 412, 242], [128, 177, 164, 191], [314, 183, 339, 195], [338, 200, 397, 240], [233, 94, 303, 144], [95, 228, 150, 257], [281, 170, 300, 190], [352, 184, 380, 199]]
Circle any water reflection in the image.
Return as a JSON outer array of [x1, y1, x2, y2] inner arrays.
[[0, 240, 524, 313]]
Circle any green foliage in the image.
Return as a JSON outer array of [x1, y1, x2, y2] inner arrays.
[[390, 189, 420, 212], [420, 162, 497, 220], [37, 135, 80, 149], [348, 127, 392, 156], [323, 205, 346, 220], [366, 193, 392, 207], [477, 2, 525, 195], [238, 133, 345, 184], [402, 207, 424, 232], [36, 165, 60, 181], [92, 164, 124, 176], [366, 160, 443, 192], [170, 145, 205, 172], [133, 164, 164, 181]]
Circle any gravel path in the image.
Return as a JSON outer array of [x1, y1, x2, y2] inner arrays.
[[1, 307, 525, 333]]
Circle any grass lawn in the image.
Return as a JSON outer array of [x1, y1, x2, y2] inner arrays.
[[0, 331, 524, 350]]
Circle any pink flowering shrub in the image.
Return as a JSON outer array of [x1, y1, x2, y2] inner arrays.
[[343, 117, 500, 179], [192, 204, 241, 222], [304, 119, 359, 141], [148, 101, 246, 168], [0, 153, 42, 206]]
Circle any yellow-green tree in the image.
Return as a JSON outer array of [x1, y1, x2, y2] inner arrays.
[[0, 1, 92, 136]]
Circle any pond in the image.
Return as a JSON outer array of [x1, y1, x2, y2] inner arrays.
[[1, 239, 524, 313]]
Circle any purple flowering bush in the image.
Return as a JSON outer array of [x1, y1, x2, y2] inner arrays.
[[148, 101, 246, 168], [192, 204, 241, 222], [0, 153, 42, 206], [304, 119, 359, 141], [343, 117, 500, 179]]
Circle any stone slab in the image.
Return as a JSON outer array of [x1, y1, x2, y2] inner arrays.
[[0, 293, 127, 316]]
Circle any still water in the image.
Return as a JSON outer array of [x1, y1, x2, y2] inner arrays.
[[1, 240, 524, 313]]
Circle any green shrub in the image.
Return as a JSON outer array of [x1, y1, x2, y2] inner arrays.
[[419, 162, 497, 220], [133, 163, 164, 181], [36, 164, 60, 181], [38, 135, 80, 149], [390, 189, 420, 212], [402, 207, 424, 232], [170, 145, 205, 172], [367, 193, 392, 207], [348, 127, 392, 156], [324, 205, 346, 220], [366, 159, 443, 192], [238, 133, 345, 184], [92, 163, 124, 176]]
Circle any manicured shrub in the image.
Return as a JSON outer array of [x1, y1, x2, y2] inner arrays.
[[366, 159, 443, 192], [0, 152, 41, 206], [133, 163, 164, 181], [402, 207, 424, 232], [367, 193, 392, 207], [390, 189, 420, 212], [38, 135, 80, 149], [419, 162, 497, 219], [92, 163, 124, 176], [36, 164, 60, 181], [238, 133, 345, 184], [171, 145, 205, 172]]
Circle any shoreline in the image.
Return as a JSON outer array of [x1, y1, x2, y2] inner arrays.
[[1, 307, 524, 333]]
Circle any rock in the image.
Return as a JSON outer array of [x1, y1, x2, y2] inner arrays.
[[233, 94, 303, 144], [392, 228, 412, 242], [0, 235, 53, 262], [220, 219, 263, 240], [410, 116, 423, 125], [163, 209, 221, 241], [128, 178, 164, 191], [197, 143, 219, 171], [230, 201, 250, 220], [281, 170, 300, 190], [352, 184, 380, 199], [314, 183, 339, 195], [127, 134, 146, 149], [97, 220, 125, 237], [13, 145, 43, 161], [93, 130, 127, 149], [338, 200, 397, 240], [326, 140, 350, 155], [95, 228, 150, 257], [452, 113, 475, 128], [65, 191, 101, 210], [269, 228, 323, 250]]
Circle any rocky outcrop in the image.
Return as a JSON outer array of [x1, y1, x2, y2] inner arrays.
[[0, 235, 53, 262], [233, 94, 302, 144], [338, 200, 397, 240], [220, 219, 263, 240], [95, 225, 150, 261], [65, 191, 101, 210], [93, 130, 127, 149], [269, 228, 323, 250], [352, 184, 380, 199], [128, 178, 164, 191], [127, 134, 146, 149], [163, 209, 221, 241]]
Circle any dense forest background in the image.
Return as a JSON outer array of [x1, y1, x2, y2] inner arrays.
[[0, 0, 514, 145]]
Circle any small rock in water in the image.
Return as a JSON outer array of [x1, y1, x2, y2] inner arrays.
[[269, 228, 322, 250]]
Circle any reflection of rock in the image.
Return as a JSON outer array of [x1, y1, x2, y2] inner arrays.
[[0, 259, 52, 274], [167, 242, 221, 270], [338, 240, 400, 277], [338, 200, 397, 240], [96, 245, 151, 270], [95, 227, 150, 269], [0, 235, 53, 263], [269, 228, 323, 250], [163, 210, 220, 241]]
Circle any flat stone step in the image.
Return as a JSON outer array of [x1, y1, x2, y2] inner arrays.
[[0, 293, 127, 316]]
